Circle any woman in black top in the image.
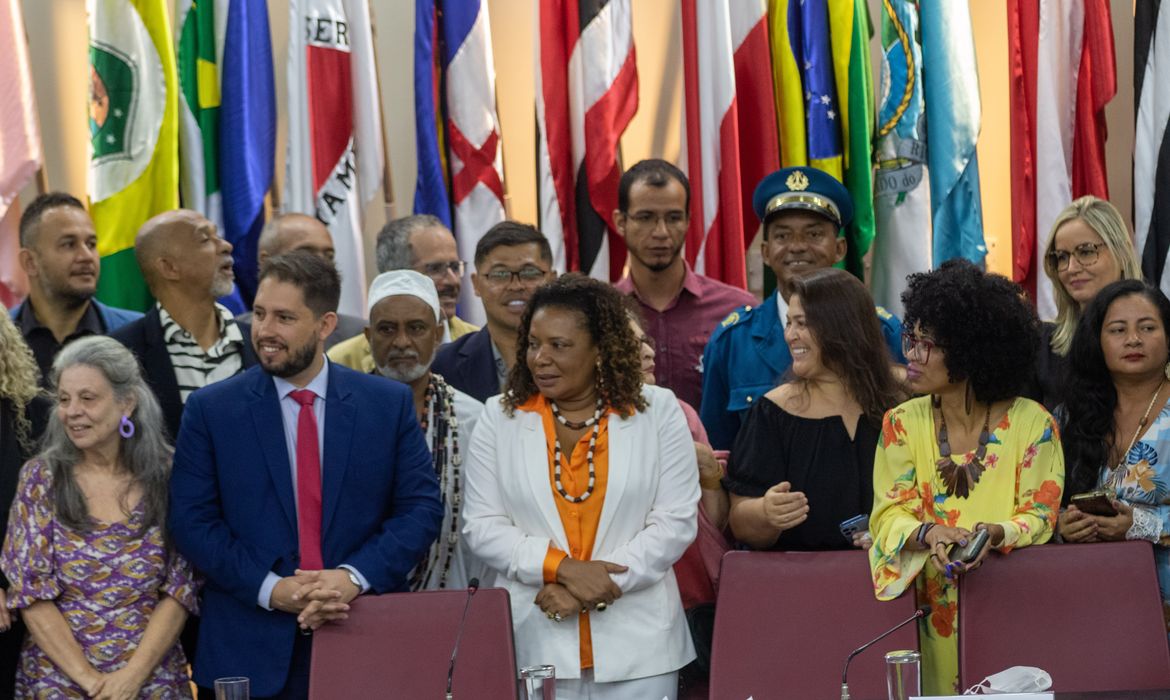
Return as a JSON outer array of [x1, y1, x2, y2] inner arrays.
[[725, 269, 904, 551]]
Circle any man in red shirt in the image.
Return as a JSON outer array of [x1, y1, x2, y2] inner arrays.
[[613, 160, 756, 410]]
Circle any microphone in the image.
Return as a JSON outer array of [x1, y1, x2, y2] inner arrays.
[[446, 578, 480, 700], [840, 605, 929, 700]]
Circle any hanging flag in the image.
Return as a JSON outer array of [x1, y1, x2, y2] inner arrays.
[[870, 0, 931, 316], [536, 0, 637, 281], [413, 0, 505, 326], [285, 0, 383, 317], [176, 0, 221, 236], [680, 0, 746, 289], [829, 0, 877, 279], [1008, 0, 1039, 297], [1013, 0, 1115, 318], [767, 0, 872, 281], [1137, 0, 1170, 294], [219, 0, 275, 303], [768, 0, 843, 176], [0, 0, 40, 306], [88, 0, 180, 311], [921, 0, 985, 269]]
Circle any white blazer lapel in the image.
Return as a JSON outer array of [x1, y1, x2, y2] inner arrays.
[[520, 411, 570, 551], [594, 410, 633, 551]]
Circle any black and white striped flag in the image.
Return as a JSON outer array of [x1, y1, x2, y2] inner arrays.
[[1136, 0, 1170, 292]]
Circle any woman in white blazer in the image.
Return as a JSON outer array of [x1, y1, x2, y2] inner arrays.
[[463, 274, 699, 699]]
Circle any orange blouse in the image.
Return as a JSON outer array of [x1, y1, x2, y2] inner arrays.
[[519, 394, 610, 671]]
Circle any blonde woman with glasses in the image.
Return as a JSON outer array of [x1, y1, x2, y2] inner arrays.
[[1035, 196, 1142, 408]]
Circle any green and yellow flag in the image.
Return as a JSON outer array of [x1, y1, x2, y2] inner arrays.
[[88, 0, 179, 311], [767, 0, 875, 279]]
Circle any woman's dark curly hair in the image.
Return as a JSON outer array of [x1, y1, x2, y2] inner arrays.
[[502, 273, 647, 417], [901, 258, 1039, 403], [790, 268, 905, 424], [1062, 280, 1170, 502]]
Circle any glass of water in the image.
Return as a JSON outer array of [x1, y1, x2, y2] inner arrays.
[[519, 664, 556, 700], [214, 676, 250, 700], [885, 650, 920, 700]]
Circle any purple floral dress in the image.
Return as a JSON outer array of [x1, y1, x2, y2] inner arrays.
[[0, 460, 198, 698]]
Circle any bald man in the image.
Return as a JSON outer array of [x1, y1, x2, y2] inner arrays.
[[111, 209, 259, 440], [235, 213, 366, 349]]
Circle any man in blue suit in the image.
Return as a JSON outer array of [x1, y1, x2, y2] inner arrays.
[[170, 251, 443, 699]]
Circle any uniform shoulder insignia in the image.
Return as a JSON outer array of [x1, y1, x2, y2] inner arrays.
[[720, 311, 740, 327], [875, 305, 893, 321]]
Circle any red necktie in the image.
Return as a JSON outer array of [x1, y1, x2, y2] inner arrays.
[[290, 389, 323, 570]]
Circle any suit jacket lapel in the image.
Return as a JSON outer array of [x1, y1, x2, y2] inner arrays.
[[521, 412, 569, 549], [321, 366, 355, 535], [249, 371, 297, 533], [144, 310, 185, 434], [595, 411, 631, 548], [464, 330, 499, 402]]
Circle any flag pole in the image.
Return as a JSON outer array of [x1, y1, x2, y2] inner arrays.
[[367, 1, 398, 221], [494, 83, 511, 219]]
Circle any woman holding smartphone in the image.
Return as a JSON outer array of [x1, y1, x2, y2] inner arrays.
[[725, 268, 903, 551], [1061, 280, 1170, 628], [868, 260, 1064, 695]]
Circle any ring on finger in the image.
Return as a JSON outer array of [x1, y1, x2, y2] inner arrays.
[[545, 610, 556, 620], [553, 612, 564, 622], [595, 601, 608, 611]]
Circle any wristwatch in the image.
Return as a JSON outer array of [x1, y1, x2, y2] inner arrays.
[[344, 568, 362, 595]]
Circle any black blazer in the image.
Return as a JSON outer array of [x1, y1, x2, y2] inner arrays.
[[431, 328, 501, 403], [111, 308, 258, 441]]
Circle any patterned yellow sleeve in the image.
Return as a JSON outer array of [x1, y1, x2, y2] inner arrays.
[[869, 407, 931, 601], [996, 407, 1065, 549]]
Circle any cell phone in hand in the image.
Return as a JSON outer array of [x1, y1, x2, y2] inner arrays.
[[947, 528, 991, 564], [1070, 490, 1119, 517], [839, 514, 869, 541]]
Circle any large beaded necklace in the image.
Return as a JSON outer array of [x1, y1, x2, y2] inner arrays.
[[550, 399, 603, 504], [411, 374, 462, 590], [935, 399, 991, 499]]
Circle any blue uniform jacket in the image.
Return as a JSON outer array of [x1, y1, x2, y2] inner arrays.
[[699, 294, 905, 450]]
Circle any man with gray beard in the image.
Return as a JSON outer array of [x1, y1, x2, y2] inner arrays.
[[364, 270, 486, 590], [112, 209, 258, 441]]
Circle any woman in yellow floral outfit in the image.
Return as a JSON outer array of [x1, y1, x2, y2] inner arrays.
[[869, 260, 1065, 694]]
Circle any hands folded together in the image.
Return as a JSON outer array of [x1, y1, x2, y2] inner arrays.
[[536, 558, 628, 621], [271, 569, 362, 631]]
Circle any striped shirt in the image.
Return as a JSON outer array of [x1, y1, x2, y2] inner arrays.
[[158, 303, 246, 404]]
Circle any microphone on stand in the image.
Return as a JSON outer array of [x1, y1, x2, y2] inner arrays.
[[446, 578, 480, 700], [840, 605, 929, 700]]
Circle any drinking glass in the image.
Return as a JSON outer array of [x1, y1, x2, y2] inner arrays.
[[214, 676, 250, 700], [885, 650, 920, 700], [519, 664, 556, 700]]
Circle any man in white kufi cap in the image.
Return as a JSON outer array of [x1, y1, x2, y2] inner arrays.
[[364, 269, 486, 590]]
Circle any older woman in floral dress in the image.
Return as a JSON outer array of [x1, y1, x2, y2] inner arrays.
[[1, 337, 196, 699]]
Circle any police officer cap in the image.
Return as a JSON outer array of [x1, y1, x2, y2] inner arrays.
[[752, 166, 853, 230]]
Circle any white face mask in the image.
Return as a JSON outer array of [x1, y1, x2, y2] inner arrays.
[[963, 666, 1053, 694]]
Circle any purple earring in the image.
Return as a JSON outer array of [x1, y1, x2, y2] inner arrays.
[[119, 415, 135, 439]]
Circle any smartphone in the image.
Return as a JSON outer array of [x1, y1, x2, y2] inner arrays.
[[947, 528, 991, 565], [839, 514, 869, 541], [1071, 490, 1119, 517]]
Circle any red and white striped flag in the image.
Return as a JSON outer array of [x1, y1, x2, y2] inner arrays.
[[680, 0, 778, 289], [1010, 0, 1115, 318], [284, 0, 383, 317], [0, 0, 40, 307], [536, 0, 637, 280]]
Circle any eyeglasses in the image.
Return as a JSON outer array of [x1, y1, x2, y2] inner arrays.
[[626, 210, 688, 229], [1045, 242, 1107, 272], [417, 260, 466, 278], [483, 266, 548, 286], [901, 332, 936, 363]]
